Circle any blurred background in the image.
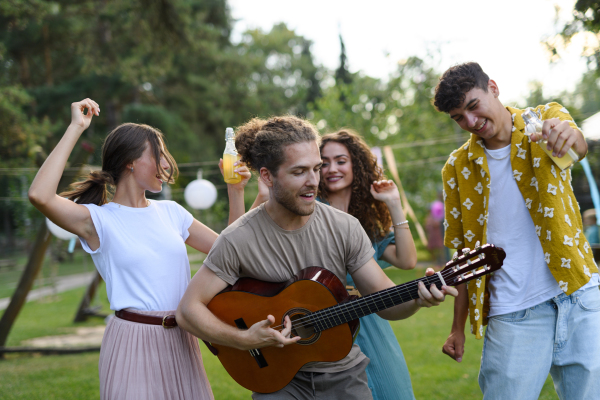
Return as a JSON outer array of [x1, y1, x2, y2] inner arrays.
[[0, 1, 599, 398]]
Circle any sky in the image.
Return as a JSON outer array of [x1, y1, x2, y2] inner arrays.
[[228, 0, 592, 105]]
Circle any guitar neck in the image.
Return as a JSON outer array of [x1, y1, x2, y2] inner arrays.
[[310, 274, 444, 332]]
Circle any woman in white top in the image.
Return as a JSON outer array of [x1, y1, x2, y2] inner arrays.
[[28, 99, 249, 400]]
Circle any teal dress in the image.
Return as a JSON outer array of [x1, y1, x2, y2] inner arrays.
[[347, 232, 416, 400]]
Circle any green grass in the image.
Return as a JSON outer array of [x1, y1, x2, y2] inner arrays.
[[0, 267, 559, 399], [385, 268, 558, 400], [0, 247, 96, 299]]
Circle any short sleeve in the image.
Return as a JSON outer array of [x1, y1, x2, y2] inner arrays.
[[345, 222, 376, 275], [78, 203, 103, 254], [171, 201, 194, 241], [202, 234, 241, 285], [442, 156, 464, 249]]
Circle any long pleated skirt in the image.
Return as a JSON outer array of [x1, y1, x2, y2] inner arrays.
[[99, 309, 214, 400]]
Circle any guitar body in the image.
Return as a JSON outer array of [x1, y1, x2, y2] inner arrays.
[[207, 267, 359, 394]]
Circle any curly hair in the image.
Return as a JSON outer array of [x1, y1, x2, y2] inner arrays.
[[318, 129, 392, 240], [235, 116, 320, 174], [433, 62, 489, 113]]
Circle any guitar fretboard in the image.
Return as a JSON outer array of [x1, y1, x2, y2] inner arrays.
[[309, 274, 445, 332]]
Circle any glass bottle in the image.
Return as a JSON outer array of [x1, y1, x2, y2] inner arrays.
[[223, 127, 241, 184], [521, 109, 579, 170]]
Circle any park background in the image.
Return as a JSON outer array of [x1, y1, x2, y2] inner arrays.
[[1, 0, 600, 398]]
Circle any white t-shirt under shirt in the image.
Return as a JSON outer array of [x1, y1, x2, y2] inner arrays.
[[204, 201, 376, 374], [485, 145, 598, 317], [79, 200, 194, 312]]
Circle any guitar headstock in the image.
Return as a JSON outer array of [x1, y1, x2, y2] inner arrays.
[[441, 242, 506, 286]]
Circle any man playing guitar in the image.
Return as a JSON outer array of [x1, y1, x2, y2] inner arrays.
[[176, 115, 457, 399]]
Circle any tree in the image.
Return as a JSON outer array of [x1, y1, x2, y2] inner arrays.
[[545, 1, 600, 71], [310, 57, 466, 220]]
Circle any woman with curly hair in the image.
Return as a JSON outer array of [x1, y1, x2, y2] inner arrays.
[[318, 129, 417, 400]]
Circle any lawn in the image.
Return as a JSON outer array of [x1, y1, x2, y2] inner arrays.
[[0, 266, 559, 399]]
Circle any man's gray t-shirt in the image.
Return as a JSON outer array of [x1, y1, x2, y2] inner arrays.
[[204, 201, 375, 373]]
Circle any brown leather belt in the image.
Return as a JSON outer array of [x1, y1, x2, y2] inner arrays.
[[115, 309, 177, 328]]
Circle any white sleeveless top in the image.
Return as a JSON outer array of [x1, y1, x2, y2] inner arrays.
[[79, 200, 194, 311]]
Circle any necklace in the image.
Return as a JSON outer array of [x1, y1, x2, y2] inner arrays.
[[484, 148, 510, 161]]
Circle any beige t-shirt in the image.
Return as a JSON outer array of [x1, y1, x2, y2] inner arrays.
[[204, 201, 375, 373]]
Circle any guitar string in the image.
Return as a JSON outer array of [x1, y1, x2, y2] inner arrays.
[[285, 272, 449, 331], [270, 263, 469, 332], [270, 264, 487, 332], [270, 255, 494, 333], [272, 276, 437, 332]]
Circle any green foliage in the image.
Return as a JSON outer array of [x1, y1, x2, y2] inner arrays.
[[0, 1, 323, 239], [0, 86, 50, 168], [231, 23, 322, 118], [546, 1, 600, 71]]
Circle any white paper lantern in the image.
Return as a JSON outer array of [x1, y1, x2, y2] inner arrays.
[[46, 218, 77, 241], [184, 179, 217, 209]]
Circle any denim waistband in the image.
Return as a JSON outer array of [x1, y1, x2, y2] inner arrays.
[[550, 285, 599, 305]]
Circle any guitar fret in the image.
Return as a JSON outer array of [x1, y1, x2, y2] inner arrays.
[[385, 290, 396, 308], [309, 314, 322, 333]]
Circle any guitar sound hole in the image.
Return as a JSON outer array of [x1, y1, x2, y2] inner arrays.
[[284, 308, 321, 345]]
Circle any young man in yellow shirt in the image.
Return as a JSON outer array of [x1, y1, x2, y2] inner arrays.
[[434, 62, 600, 400]]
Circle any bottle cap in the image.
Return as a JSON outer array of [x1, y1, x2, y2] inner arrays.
[[225, 127, 234, 140]]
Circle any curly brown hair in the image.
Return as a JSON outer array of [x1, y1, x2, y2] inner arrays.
[[433, 62, 489, 113], [235, 116, 320, 174], [318, 129, 392, 240]]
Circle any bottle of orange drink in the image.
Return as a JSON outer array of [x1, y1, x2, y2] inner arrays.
[[223, 127, 241, 184], [521, 109, 579, 170]]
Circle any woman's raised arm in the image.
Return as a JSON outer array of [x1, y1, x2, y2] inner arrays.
[[28, 99, 100, 243], [371, 180, 417, 270]]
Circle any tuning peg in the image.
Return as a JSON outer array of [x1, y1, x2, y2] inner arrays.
[[452, 251, 459, 261], [462, 248, 471, 255], [475, 241, 481, 250]]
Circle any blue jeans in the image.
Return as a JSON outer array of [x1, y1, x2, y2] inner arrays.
[[479, 286, 600, 400]]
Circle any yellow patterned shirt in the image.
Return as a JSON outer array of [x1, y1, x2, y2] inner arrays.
[[442, 102, 599, 339]]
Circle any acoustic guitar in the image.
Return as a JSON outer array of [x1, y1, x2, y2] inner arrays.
[[206, 243, 505, 393]]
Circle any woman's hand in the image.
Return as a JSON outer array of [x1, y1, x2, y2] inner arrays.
[[370, 180, 401, 204], [218, 159, 252, 190], [70, 98, 99, 131]]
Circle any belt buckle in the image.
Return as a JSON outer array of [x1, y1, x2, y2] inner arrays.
[[162, 315, 175, 329]]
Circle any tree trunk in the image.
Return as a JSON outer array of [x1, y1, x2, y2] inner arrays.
[[0, 144, 94, 354], [73, 271, 104, 322], [0, 221, 51, 353]]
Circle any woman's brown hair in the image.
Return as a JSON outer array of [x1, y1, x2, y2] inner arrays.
[[61, 123, 178, 205], [318, 129, 392, 240]]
